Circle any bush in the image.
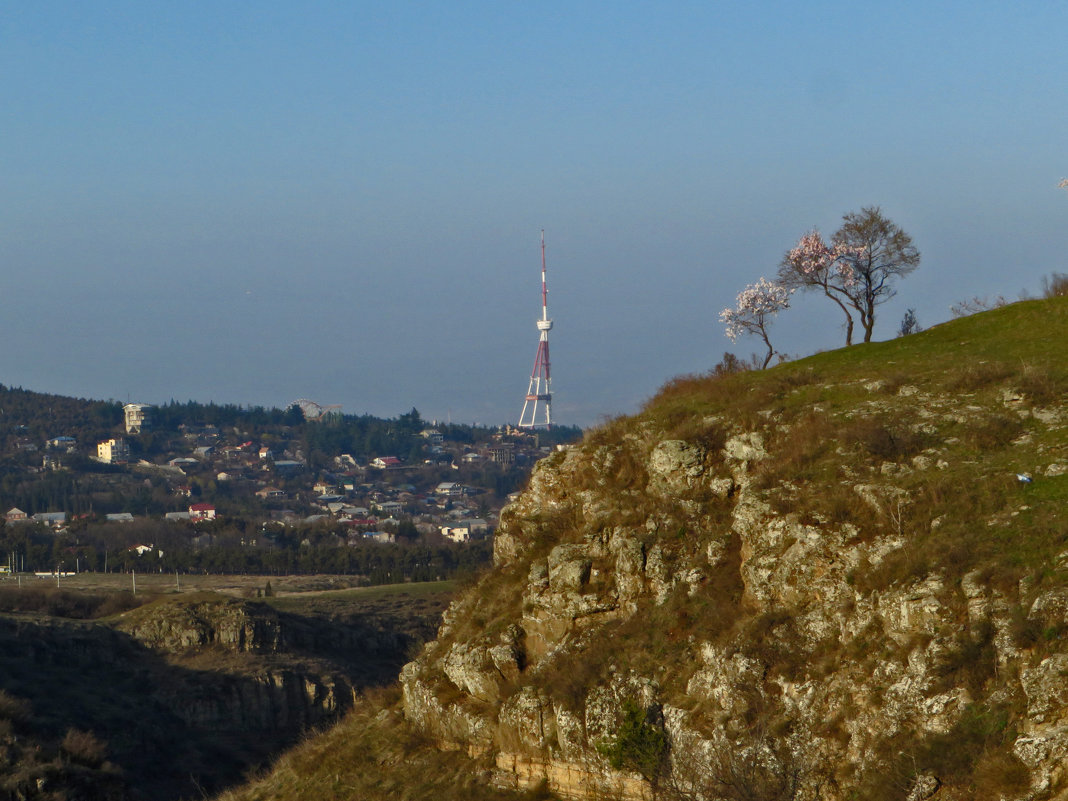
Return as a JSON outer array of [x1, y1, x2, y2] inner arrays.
[[0, 587, 150, 619], [947, 361, 1014, 392], [1042, 272, 1068, 298], [597, 701, 668, 785], [842, 419, 926, 461], [61, 728, 109, 768], [0, 690, 31, 725]]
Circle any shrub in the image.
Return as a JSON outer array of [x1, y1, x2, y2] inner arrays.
[[842, 419, 926, 461], [61, 728, 109, 768], [964, 415, 1024, 450], [1016, 363, 1066, 406], [946, 361, 1014, 392], [0, 690, 30, 725], [0, 587, 149, 619], [597, 701, 668, 786], [1042, 272, 1068, 299]]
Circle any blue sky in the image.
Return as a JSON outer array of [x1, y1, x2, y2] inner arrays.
[[3, 2, 1066, 427]]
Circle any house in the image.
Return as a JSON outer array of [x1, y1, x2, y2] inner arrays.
[[435, 482, 464, 497], [46, 436, 77, 452], [5, 508, 28, 523], [42, 454, 64, 470], [488, 443, 516, 465], [189, 503, 216, 521], [459, 518, 490, 535], [194, 446, 215, 459], [371, 456, 402, 469], [342, 517, 377, 528], [165, 511, 192, 521], [107, 513, 135, 523], [421, 429, 444, 445], [272, 460, 303, 474], [128, 543, 154, 556], [124, 403, 151, 434], [256, 487, 286, 499], [168, 457, 199, 468], [374, 500, 404, 515], [441, 525, 471, 543], [362, 531, 396, 544], [259, 447, 274, 460], [97, 438, 130, 465], [32, 512, 68, 528]]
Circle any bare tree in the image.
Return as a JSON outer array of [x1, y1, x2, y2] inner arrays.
[[665, 726, 809, 801], [781, 207, 920, 344], [949, 294, 1007, 318]]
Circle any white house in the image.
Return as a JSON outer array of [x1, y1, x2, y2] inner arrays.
[[189, 503, 216, 521], [371, 456, 402, 469], [441, 525, 471, 543], [32, 512, 67, 527], [420, 429, 444, 445], [435, 482, 466, 497], [124, 403, 151, 434]]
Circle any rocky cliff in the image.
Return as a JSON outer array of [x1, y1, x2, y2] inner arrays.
[[0, 587, 448, 801], [402, 299, 1068, 801]]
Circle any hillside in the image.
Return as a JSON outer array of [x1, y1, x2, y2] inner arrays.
[[219, 297, 1067, 801], [0, 583, 452, 801]]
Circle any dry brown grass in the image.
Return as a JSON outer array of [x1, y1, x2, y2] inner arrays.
[[214, 688, 527, 801]]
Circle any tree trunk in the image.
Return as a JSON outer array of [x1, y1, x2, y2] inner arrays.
[[823, 289, 855, 346], [759, 329, 774, 369]]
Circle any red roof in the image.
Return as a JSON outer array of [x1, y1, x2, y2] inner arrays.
[[190, 503, 215, 512]]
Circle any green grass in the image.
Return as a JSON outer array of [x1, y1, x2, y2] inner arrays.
[[263, 579, 457, 612]]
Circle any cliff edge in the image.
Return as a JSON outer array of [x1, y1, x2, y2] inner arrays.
[[401, 298, 1068, 801]]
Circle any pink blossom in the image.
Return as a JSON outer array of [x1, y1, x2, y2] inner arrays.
[[786, 230, 860, 288], [720, 278, 791, 343]]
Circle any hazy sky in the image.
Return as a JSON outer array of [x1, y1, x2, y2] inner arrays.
[[3, 2, 1066, 428]]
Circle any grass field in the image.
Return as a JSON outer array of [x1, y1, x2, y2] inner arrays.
[[3, 570, 456, 599]]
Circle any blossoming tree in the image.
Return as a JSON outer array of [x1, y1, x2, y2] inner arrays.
[[720, 278, 792, 369], [779, 207, 920, 345]]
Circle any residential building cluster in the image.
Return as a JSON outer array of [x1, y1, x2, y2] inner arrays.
[[3, 406, 561, 548]]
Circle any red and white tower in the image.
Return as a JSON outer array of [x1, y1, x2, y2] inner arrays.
[[518, 231, 553, 429]]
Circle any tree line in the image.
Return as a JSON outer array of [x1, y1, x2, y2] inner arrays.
[[1, 520, 492, 581]]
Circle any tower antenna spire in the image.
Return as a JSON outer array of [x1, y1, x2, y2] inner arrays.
[[518, 230, 553, 430]]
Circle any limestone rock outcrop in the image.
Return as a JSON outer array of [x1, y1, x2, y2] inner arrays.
[[403, 360, 1068, 800]]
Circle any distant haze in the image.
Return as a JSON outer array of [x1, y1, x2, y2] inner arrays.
[[3, 3, 1066, 428]]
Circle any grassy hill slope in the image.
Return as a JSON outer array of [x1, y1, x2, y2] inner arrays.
[[214, 297, 1068, 801]]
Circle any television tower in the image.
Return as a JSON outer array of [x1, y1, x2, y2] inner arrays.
[[518, 230, 553, 429]]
